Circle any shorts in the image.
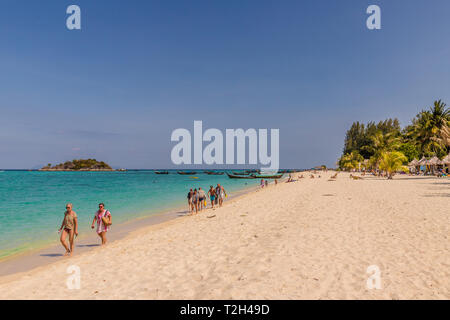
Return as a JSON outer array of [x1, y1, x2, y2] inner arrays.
[[210, 195, 215, 201]]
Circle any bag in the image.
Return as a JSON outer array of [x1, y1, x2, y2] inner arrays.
[[101, 210, 112, 226]]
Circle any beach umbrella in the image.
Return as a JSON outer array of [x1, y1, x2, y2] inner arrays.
[[418, 156, 428, 166], [408, 159, 419, 167], [442, 153, 450, 164], [428, 156, 441, 165]]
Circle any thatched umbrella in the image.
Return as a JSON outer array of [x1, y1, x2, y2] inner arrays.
[[442, 153, 450, 164], [428, 156, 441, 165], [418, 156, 427, 166], [429, 156, 444, 174], [408, 159, 419, 173], [416, 156, 428, 173], [442, 153, 450, 175]]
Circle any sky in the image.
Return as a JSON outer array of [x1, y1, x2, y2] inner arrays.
[[1, 0, 449, 169]]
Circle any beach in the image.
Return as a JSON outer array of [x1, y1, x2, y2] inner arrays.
[[0, 171, 449, 299]]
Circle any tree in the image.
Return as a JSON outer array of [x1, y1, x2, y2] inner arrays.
[[398, 142, 419, 162], [411, 100, 450, 158], [378, 151, 408, 179], [362, 131, 401, 168], [339, 151, 364, 171]]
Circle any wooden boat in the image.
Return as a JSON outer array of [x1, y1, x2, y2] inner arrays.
[[251, 173, 284, 179], [154, 171, 169, 174], [226, 173, 256, 179], [232, 171, 249, 175], [177, 171, 197, 175], [204, 171, 224, 175]]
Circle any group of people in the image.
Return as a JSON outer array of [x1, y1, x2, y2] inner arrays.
[[58, 202, 112, 256], [187, 184, 227, 214]]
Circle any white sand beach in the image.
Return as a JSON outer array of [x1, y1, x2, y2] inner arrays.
[[0, 172, 449, 300]]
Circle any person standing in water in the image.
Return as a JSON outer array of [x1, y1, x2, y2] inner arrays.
[[91, 203, 111, 245], [58, 203, 78, 256]]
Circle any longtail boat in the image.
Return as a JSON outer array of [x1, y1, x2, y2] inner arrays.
[[232, 171, 249, 175], [154, 171, 169, 174], [226, 172, 256, 179], [250, 173, 284, 179], [204, 171, 224, 175], [177, 171, 197, 175]]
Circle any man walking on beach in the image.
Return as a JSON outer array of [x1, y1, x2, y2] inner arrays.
[[198, 187, 206, 211], [207, 186, 216, 209]]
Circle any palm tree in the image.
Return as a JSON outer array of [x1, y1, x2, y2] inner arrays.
[[362, 130, 401, 168], [379, 151, 408, 179], [411, 100, 450, 157], [339, 151, 364, 171]]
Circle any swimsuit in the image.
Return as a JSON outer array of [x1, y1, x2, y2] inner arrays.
[[64, 212, 77, 230]]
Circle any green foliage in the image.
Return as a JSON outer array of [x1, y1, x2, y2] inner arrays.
[[398, 142, 419, 162], [338, 151, 364, 171], [340, 100, 449, 169], [379, 151, 408, 179], [43, 159, 112, 171]]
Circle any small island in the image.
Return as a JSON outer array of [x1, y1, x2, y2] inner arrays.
[[40, 159, 115, 171]]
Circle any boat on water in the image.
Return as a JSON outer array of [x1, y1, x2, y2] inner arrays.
[[251, 173, 284, 179], [204, 171, 224, 175], [154, 171, 169, 174], [226, 172, 256, 179], [232, 171, 249, 175], [177, 171, 197, 175]]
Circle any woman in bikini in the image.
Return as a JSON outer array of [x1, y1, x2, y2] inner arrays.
[[91, 203, 112, 245], [58, 203, 78, 256]]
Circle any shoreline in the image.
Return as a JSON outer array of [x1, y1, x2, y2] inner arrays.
[[2, 172, 447, 299], [0, 181, 262, 277]]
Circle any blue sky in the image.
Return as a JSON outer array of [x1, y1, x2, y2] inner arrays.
[[1, 0, 449, 169]]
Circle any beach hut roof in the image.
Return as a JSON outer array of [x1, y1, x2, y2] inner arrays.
[[429, 156, 442, 165], [418, 156, 428, 165], [442, 153, 450, 164], [408, 159, 419, 166]]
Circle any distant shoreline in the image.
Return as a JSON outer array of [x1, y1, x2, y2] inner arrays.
[[38, 169, 119, 172]]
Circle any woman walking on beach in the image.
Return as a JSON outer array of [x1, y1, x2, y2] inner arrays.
[[187, 188, 194, 213], [91, 203, 112, 245], [58, 203, 78, 256], [218, 184, 227, 207]]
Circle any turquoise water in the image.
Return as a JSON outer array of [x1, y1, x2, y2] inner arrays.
[[0, 170, 261, 259]]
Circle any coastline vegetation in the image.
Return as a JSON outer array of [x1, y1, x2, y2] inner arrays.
[[339, 100, 450, 175], [41, 159, 113, 171]]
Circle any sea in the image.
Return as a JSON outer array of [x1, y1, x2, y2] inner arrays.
[[0, 170, 262, 260]]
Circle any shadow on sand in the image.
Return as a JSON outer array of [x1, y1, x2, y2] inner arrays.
[[40, 253, 63, 258], [77, 244, 100, 248]]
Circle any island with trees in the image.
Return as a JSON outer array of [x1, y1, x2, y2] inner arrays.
[[40, 159, 115, 171]]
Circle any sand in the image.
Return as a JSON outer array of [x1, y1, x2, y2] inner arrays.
[[0, 172, 448, 299]]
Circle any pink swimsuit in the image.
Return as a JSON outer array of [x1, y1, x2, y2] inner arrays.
[[96, 210, 111, 234]]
